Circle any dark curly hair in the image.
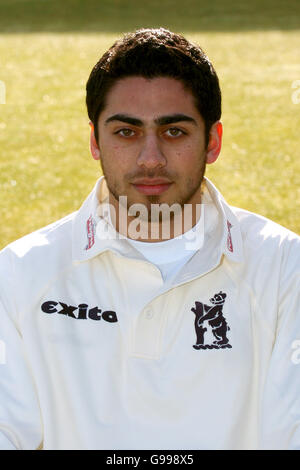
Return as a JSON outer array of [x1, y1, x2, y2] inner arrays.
[[86, 28, 221, 146]]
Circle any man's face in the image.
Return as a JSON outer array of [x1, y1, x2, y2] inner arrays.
[[95, 76, 213, 213]]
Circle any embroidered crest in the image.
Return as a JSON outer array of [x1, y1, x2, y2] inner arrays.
[[227, 220, 233, 252], [191, 291, 232, 350], [85, 215, 96, 250]]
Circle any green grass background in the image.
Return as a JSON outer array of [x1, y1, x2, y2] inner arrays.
[[0, 0, 299, 248]]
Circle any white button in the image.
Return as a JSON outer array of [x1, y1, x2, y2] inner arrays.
[[145, 309, 153, 319]]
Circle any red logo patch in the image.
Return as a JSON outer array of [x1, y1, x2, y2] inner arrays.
[[227, 220, 233, 252], [85, 215, 95, 250]]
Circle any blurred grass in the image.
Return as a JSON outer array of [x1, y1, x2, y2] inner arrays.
[[0, 0, 300, 248], [1, 0, 300, 32]]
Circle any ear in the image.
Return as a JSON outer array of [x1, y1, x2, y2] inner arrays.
[[89, 121, 101, 161], [206, 121, 223, 164]]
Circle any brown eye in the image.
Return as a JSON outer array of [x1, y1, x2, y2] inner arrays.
[[165, 128, 184, 137], [117, 128, 135, 137]]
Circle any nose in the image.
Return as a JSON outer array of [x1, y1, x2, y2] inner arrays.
[[137, 135, 166, 169]]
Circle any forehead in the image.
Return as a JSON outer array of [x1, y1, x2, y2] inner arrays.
[[101, 76, 202, 122]]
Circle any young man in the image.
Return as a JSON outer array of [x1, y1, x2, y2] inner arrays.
[[0, 28, 299, 450]]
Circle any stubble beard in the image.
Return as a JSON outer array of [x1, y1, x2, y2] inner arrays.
[[99, 155, 206, 223]]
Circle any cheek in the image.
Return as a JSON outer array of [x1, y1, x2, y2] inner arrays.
[[172, 146, 201, 168], [100, 141, 121, 162], [101, 146, 135, 176], [101, 137, 136, 160], [166, 137, 204, 161]]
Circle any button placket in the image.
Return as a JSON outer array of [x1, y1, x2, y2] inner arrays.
[[131, 304, 165, 359]]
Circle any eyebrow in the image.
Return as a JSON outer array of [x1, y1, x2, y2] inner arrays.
[[104, 113, 197, 127]]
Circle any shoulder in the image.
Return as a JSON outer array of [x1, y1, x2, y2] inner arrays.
[[232, 205, 299, 248], [204, 177, 299, 261], [231, 206, 300, 277], [0, 211, 76, 263], [0, 212, 77, 308]]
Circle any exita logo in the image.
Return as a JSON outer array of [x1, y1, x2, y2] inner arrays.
[[41, 301, 118, 322]]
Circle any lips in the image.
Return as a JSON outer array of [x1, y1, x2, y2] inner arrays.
[[131, 179, 173, 195]]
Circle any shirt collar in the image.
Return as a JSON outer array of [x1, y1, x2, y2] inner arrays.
[[72, 176, 244, 265], [204, 177, 244, 263]]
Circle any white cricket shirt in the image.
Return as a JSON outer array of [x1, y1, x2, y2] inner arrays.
[[0, 176, 299, 450]]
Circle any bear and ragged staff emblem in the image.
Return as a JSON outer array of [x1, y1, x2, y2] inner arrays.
[[191, 291, 232, 350]]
